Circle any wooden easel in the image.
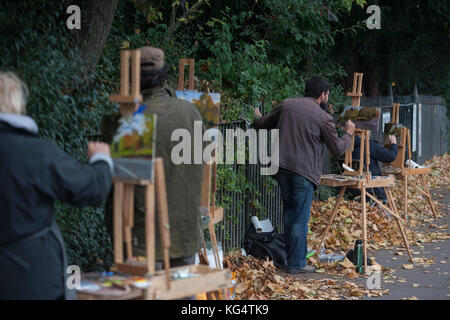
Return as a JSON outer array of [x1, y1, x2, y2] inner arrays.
[[343, 73, 364, 170], [344, 129, 371, 177], [315, 73, 413, 274], [347, 72, 363, 107], [178, 58, 195, 91], [108, 49, 171, 289], [177, 58, 228, 299], [177, 58, 224, 267], [200, 161, 224, 268], [382, 104, 438, 220]]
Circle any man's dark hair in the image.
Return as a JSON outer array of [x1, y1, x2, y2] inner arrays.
[[304, 76, 330, 99], [140, 64, 168, 90]]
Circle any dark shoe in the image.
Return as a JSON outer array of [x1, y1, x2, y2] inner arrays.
[[273, 262, 286, 269], [286, 265, 316, 274]]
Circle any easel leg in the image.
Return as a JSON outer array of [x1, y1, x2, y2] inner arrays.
[[404, 172, 408, 222], [155, 158, 172, 289], [145, 183, 156, 275], [385, 188, 413, 262], [361, 186, 368, 274], [198, 240, 210, 265], [114, 182, 124, 263], [315, 187, 347, 259], [123, 184, 134, 260], [208, 222, 221, 269], [420, 175, 438, 219]]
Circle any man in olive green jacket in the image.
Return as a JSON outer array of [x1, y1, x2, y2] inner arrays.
[[106, 47, 204, 269], [134, 47, 204, 268]]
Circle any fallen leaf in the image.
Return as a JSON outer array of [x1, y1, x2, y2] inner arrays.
[[315, 268, 326, 273], [339, 258, 355, 269], [350, 289, 365, 297], [402, 264, 414, 269]]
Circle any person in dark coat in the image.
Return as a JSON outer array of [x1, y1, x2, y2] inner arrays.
[[350, 134, 398, 203], [0, 71, 113, 299]]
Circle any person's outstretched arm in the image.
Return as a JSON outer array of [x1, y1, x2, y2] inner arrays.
[[372, 135, 398, 163], [321, 117, 354, 156], [42, 142, 113, 207]]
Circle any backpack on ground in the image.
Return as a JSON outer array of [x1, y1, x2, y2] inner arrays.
[[243, 223, 287, 268]]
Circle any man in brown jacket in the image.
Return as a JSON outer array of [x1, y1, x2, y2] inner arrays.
[[253, 76, 355, 273]]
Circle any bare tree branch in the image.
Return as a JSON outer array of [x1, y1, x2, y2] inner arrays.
[[164, 0, 205, 44]]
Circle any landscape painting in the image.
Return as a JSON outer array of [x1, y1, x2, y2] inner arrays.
[[338, 106, 381, 131], [175, 90, 220, 128], [102, 106, 157, 181]]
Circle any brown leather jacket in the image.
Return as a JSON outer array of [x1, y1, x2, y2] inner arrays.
[[253, 97, 351, 186]]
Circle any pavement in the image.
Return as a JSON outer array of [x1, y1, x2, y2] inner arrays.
[[359, 185, 449, 300], [276, 186, 449, 300]]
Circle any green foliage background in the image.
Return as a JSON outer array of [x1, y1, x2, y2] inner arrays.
[[1, 0, 448, 268]]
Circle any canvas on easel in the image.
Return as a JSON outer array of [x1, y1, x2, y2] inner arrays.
[[175, 58, 220, 129], [338, 105, 381, 131], [175, 90, 220, 128]]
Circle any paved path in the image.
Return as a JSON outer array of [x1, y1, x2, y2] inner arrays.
[[276, 186, 449, 300], [360, 186, 449, 300]]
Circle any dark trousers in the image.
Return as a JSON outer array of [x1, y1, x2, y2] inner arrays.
[[275, 171, 314, 270]]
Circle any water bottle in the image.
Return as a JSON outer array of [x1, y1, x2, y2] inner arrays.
[[306, 247, 316, 259], [317, 245, 345, 263], [318, 253, 345, 263], [353, 240, 364, 274]]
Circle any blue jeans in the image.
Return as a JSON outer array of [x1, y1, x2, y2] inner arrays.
[[275, 171, 314, 270]]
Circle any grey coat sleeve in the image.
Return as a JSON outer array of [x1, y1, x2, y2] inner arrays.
[[43, 144, 113, 207]]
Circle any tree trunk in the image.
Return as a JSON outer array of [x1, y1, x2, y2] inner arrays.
[[72, 0, 119, 75]]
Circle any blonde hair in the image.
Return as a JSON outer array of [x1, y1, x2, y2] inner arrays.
[[0, 71, 28, 114]]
